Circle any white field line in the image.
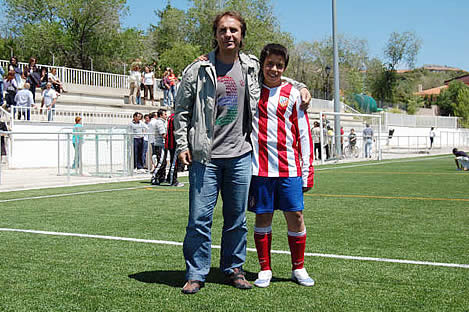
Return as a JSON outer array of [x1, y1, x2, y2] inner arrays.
[[0, 155, 451, 203], [0, 186, 154, 203], [1, 228, 468, 269], [316, 155, 450, 171]]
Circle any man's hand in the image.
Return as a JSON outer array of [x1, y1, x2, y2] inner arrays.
[[299, 88, 311, 111], [302, 187, 312, 193], [195, 54, 209, 62], [178, 150, 193, 166]]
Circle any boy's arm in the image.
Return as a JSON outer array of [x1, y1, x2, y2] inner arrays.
[[295, 95, 314, 190]]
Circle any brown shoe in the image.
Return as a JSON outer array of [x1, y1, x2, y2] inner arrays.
[[227, 268, 252, 289], [181, 280, 204, 294]]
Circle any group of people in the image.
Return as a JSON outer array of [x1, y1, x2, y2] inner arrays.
[[128, 63, 158, 106], [1, 57, 64, 121], [311, 119, 373, 160], [173, 11, 314, 294], [128, 109, 183, 187], [128, 62, 179, 107]]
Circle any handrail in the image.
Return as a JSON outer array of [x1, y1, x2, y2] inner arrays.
[[1, 59, 130, 89]]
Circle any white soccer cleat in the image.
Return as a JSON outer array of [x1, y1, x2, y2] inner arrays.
[[253, 270, 272, 288], [291, 268, 315, 287]]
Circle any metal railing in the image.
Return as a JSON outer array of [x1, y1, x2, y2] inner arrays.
[[0, 129, 139, 184], [1, 59, 129, 89], [4, 106, 135, 126]]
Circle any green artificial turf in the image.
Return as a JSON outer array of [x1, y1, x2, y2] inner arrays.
[[0, 155, 467, 311]]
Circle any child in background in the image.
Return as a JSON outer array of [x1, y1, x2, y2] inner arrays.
[[249, 43, 315, 288]]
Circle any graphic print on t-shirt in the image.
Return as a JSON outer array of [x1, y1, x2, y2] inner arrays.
[[215, 76, 238, 126]]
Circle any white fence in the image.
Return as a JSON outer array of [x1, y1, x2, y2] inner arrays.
[[0, 129, 134, 176], [1, 59, 129, 89], [5, 106, 134, 126], [383, 112, 458, 129]]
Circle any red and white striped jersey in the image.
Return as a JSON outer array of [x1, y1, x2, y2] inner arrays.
[[251, 82, 314, 187]]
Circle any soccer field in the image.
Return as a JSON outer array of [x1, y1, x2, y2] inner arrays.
[[0, 155, 468, 311]]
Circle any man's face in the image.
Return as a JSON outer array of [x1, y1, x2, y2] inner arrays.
[[46, 83, 52, 90], [262, 54, 286, 88], [144, 116, 150, 123], [215, 16, 243, 54], [162, 112, 167, 120]]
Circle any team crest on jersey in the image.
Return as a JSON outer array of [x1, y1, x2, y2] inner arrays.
[[279, 96, 289, 108]]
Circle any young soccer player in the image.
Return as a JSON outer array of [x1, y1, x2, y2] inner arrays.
[[249, 43, 315, 288]]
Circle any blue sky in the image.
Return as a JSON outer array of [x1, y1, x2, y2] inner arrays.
[[123, 0, 469, 71]]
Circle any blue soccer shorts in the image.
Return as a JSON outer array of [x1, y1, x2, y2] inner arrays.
[[248, 176, 304, 214]]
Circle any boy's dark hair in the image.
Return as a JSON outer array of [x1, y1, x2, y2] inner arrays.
[[259, 43, 289, 74], [144, 114, 150, 119], [212, 11, 247, 49], [157, 109, 166, 117], [453, 148, 458, 154], [133, 112, 140, 118]]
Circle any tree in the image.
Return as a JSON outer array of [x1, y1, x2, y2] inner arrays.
[[150, 4, 190, 55], [2, 0, 131, 71], [158, 42, 201, 76], [436, 81, 467, 116], [454, 85, 469, 127], [384, 31, 421, 70], [369, 31, 422, 105]]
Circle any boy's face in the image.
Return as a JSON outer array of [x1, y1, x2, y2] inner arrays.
[[263, 54, 286, 88]]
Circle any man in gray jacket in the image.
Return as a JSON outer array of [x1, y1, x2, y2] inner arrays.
[[174, 11, 311, 294]]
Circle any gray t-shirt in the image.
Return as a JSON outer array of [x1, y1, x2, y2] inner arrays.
[[211, 58, 252, 158]]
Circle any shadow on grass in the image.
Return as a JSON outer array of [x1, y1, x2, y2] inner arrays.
[[128, 268, 290, 288]]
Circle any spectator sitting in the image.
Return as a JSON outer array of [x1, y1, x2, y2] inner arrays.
[[3, 71, 18, 112], [48, 68, 67, 93], [40, 67, 49, 90], [452, 148, 469, 171], [8, 56, 22, 85], [14, 82, 36, 120], [24, 57, 41, 102]]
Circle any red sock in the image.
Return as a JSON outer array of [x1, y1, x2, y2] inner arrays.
[[254, 231, 272, 271], [288, 232, 306, 270]]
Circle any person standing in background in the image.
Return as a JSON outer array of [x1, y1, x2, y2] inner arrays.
[[429, 127, 436, 149], [129, 63, 141, 105], [142, 66, 155, 106], [363, 123, 374, 158]]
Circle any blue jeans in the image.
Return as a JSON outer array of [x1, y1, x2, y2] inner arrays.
[[47, 107, 55, 121], [169, 85, 176, 106], [365, 138, 373, 158], [163, 89, 170, 106], [133, 137, 144, 169], [183, 152, 252, 282], [142, 140, 148, 167]]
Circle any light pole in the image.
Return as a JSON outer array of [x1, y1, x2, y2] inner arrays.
[[50, 52, 55, 66], [332, 0, 341, 158], [325, 65, 331, 100], [7, 45, 13, 58]]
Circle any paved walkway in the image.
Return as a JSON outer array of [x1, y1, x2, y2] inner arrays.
[[0, 149, 452, 193]]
